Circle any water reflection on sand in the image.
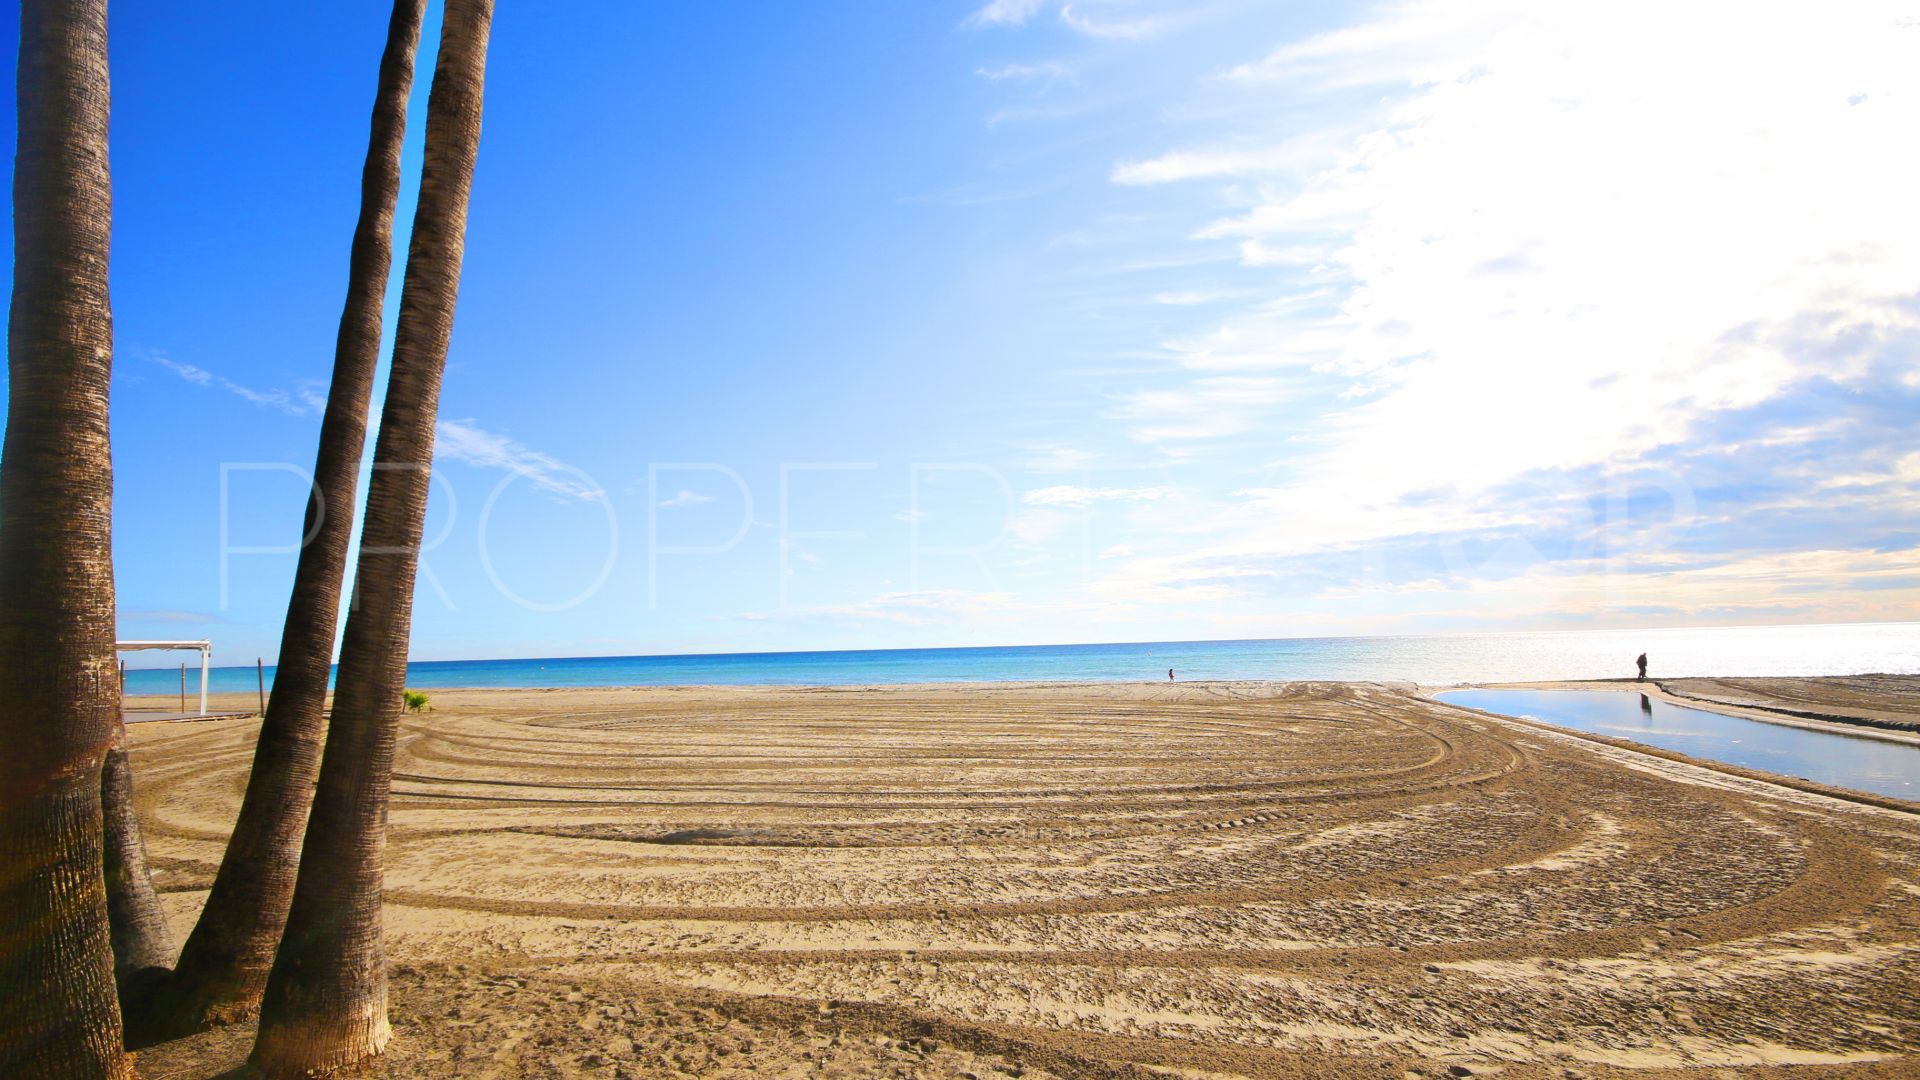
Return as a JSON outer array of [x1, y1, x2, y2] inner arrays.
[[1439, 687, 1920, 800]]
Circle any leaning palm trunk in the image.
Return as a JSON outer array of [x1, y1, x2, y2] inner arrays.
[[0, 1, 133, 1077], [248, 1, 492, 1073], [148, 0, 429, 1038], [101, 721, 172, 1008]]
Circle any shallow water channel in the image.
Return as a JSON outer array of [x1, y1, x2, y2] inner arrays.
[[1436, 687, 1920, 801]]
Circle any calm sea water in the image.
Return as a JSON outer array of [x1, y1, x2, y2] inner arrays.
[[1437, 687, 1920, 800], [122, 621, 1920, 694]]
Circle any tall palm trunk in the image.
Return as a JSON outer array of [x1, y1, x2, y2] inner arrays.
[[0, 1, 132, 1077], [248, 1, 492, 1073], [147, 0, 429, 1038]]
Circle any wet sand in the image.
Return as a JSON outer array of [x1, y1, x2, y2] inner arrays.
[[129, 682, 1920, 1078]]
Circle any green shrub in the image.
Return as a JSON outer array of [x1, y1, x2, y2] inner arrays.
[[403, 688, 431, 713]]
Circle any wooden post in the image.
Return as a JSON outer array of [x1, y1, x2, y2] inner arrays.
[[179, 662, 187, 712], [258, 658, 267, 716]]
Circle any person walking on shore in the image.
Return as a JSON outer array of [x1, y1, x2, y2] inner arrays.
[[1636, 653, 1648, 681], [1168, 668, 1175, 681]]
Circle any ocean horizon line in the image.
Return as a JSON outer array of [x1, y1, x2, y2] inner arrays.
[[117, 621, 1920, 692], [119, 617, 1920, 674]]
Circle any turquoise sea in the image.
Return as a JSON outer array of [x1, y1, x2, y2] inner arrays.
[[122, 621, 1920, 695]]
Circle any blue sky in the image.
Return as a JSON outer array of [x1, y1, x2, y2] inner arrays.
[[5, 0, 1918, 664]]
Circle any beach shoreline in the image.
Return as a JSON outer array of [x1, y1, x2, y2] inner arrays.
[[125, 669, 1920, 742]]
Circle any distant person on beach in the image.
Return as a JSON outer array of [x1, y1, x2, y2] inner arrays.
[[1168, 668, 1175, 681], [1636, 652, 1648, 681]]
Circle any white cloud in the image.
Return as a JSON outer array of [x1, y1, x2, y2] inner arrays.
[[1023, 444, 1102, 472], [976, 61, 1072, 84], [433, 419, 605, 502], [1098, 0, 1920, 570], [1155, 310, 1347, 373], [1023, 484, 1169, 508], [966, 0, 1174, 39], [965, 0, 1047, 29], [926, 0, 1920, 633], [223, 382, 302, 413], [296, 382, 329, 415], [1112, 136, 1340, 186], [1152, 289, 1244, 306], [1822, 451, 1920, 492], [1106, 375, 1300, 444], [151, 355, 213, 386], [1302, 545, 1920, 627], [656, 489, 714, 509], [1059, 3, 1165, 40], [1251, 2, 1915, 497], [1224, 0, 1533, 90], [147, 353, 319, 417]]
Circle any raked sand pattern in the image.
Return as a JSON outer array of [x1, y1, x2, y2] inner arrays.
[[130, 683, 1920, 1078]]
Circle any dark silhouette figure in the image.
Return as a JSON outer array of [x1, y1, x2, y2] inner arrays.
[[1635, 652, 1648, 681], [1640, 693, 1653, 716], [1168, 668, 1175, 681]]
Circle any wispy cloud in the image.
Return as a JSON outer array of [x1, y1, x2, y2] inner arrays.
[[152, 356, 213, 386], [975, 61, 1073, 84], [1022, 444, 1102, 472], [433, 419, 605, 501], [1106, 375, 1300, 445], [1152, 289, 1248, 306], [1023, 484, 1169, 508], [146, 352, 323, 418], [656, 489, 714, 509], [968, 0, 1176, 39], [965, 0, 1047, 29], [146, 352, 608, 508], [1223, 0, 1530, 90], [1059, 3, 1167, 40], [1111, 134, 1345, 186]]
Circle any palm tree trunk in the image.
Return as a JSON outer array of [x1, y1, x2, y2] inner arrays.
[[0, 1, 133, 1077], [147, 0, 428, 1039], [101, 719, 172, 1009], [248, 1, 492, 1073]]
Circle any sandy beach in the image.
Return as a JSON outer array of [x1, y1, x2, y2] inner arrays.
[[127, 681, 1920, 1078]]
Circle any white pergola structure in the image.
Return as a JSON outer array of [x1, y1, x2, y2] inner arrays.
[[117, 639, 212, 716]]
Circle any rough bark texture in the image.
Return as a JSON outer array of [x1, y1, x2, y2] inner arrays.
[[248, 1, 493, 1074], [0, 1, 133, 1077], [101, 722, 172, 1006], [148, 0, 429, 1039]]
